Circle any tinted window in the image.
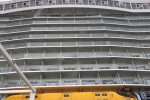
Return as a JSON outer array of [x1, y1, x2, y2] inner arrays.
[[64, 94, 69, 97], [25, 95, 38, 98], [102, 93, 107, 96], [95, 93, 100, 96]]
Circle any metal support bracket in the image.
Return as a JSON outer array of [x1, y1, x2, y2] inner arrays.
[[29, 91, 36, 100]]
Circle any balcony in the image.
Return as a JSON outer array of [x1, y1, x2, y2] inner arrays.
[[0, 22, 150, 36], [1, 50, 150, 61], [97, 64, 113, 69], [144, 79, 150, 84], [4, 81, 19, 87], [62, 79, 79, 85], [80, 64, 95, 70], [1, 33, 150, 42], [101, 79, 119, 84], [0, 16, 150, 25], [41, 80, 60, 86], [1, 60, 149, 73], [136, 65, 150, 70], [61, 65, 78, 70], [111, 52, 130, 57], [44, 53, 60, 58], [23, 65, 41, 71], [81, 79, 99, 85], [0, 70, 149, 88], [141, 43, 150, 47], [121, 78, 141, 84], [117, 64, 135, 70], [126, 42, 140, 47], [78, 52, 94, 57], [130, 53, 146, 58], [43, 65, 60, 71]]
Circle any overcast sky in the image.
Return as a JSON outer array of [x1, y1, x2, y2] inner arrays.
[[0, 0, 11, 1], [0, 0, 149, 3]]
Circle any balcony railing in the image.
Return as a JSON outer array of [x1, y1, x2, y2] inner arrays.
[[1, 0, 150, 13], [63, 79, 79, 85], [2, 18, 150, 29], [101, 78, 119, 84], [121, 78, 141, 84], [0, 25, 150, 34], [0, 77, 148, 88], [0, 62, 149, 73], [81, 79, 99, 85], [1, 33, 150, 43], [4, 51, 150, 59], [2, 41, 150, 53]]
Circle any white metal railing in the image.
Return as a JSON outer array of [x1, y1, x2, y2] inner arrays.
[[0, 19, 150, 32], [62, 79, 79, 85], [61, 42, 76, 46], [81, 79, 99, 85], [1, 33, 150, 42], [1, 15, 150, 23], [121, 78, 141, 84], [29, 26, 150, 32], [144, 79, 150, 84], [23, 65, 41, 71], [1, 51, 150, 60], [0, 62, 149, 73], [61, 64, 79, 70], [1, 0, 150, 12], [41, 80, 60, 86], [61, 52, 77, 57], [136, 65, 150, 70], [44, 53, 60, 58], [0, 76, 149, 88], [97, 64, 115, 69], [101, 78, 119, 84], [4, 81, 19, 87], [117, 64, 135, 69], [80, 64, 96, 70], [112, 52, 130, 57], [42, 65, 60, 71]]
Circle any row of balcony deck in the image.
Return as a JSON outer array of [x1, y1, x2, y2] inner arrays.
[[2, 18, 150, 27], [1, 15, 150, 21], [2, 40, 150, 50], [0, 51, 150, 61], [0, 72, 149, 88], [1, 33, 150, 42], [1, 26, 150, 34], [0, 63, 149, 73]]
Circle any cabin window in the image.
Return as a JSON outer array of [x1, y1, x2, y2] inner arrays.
[[49, 0, 52, 3], [25, 95, 38, 98], [95, 93, 100, 96], [64, 94, 69, 97], [102, 93, 107, 96]]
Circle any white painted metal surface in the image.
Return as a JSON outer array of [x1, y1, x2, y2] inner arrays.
[[0, 90, 32, 94]]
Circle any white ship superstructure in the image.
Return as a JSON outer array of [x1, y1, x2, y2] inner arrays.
[[0, 0, 149, 92]]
